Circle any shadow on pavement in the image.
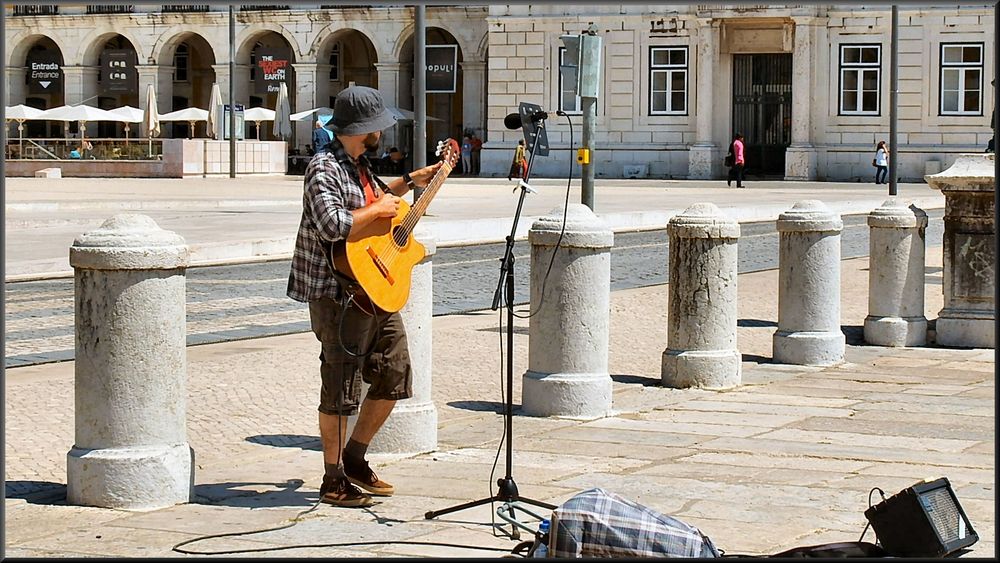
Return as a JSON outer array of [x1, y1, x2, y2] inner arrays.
[[446, 400, 505, 413], [193, 479, 317, 508], [5, 480, 67, 504], [611, 373, 660, 387], [246, 434, 321, 451], [738, 318, 778, 328]]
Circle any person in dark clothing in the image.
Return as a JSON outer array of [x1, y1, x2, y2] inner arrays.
[[726, 133, 745, 188], [312, 119, 332, 155]]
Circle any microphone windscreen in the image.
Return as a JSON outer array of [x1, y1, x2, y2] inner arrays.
[[503, 112, 522, 130]]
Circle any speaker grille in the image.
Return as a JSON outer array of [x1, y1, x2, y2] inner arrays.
[[920, 486, 968, 543]]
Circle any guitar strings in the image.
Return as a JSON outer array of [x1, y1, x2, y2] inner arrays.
[[378, 155, 454, 268]]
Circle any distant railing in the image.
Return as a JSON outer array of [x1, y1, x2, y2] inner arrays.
[[12, 5, 59, 16], [161, 4, 210, 12], [696, 4, 793, 11], [86, 4, 135, 14], [239, 4, 289, 10], [6, 138, 163, 161]]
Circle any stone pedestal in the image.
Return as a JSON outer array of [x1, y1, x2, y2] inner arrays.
[[773, 201, 845, 365], [864, 199, 928, 347], [925, 153, 996, 348], [522, 204, 614, 418], [350, 226, 437, 454], [67, 214, 193, 510], [662, 203, 741, 389], [687, 145, 717, 180]]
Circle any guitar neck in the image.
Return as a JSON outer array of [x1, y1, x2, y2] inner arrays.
[[405, 162, 453, 225]]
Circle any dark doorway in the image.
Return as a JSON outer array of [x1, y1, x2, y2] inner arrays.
[[732, 54, 792, 177]]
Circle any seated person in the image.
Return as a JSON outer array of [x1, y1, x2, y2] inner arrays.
[[385, 146, 406, 174], [69, 148, 82, 159]]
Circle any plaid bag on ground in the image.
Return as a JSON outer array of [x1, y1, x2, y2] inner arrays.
[[548, 488, 720, 558]]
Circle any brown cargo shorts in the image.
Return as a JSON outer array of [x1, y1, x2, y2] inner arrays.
[[308, 296, 413, 416]]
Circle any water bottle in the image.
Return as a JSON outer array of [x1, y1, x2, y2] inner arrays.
[[532, 518, 550, 558]]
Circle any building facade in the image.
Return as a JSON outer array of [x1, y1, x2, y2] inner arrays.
[[5, 4, 994, 181]]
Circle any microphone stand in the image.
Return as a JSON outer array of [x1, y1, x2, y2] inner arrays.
[[424, 118, 556, 540]]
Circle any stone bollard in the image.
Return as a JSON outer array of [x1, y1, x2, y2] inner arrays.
[[864, 199, 929, 346], [772, 201, 846, 365], [67, 214, 193, 510], [662, 203, 741, 389], [522, 204, 614, 418], [349, 226, 437, 454], [925, 154, 995, 348]]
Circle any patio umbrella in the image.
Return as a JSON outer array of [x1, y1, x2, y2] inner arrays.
[[244, 107, 275, 140], [272, 82, 292, 140], [158, 107, 209, 139], [5, 104, 44, 150], [290, 106, 334, 122], [385, 105, 442, 122], [36, 104, 123, 139], [143, 84, 161, 156], [107, 105, 144, 143], [206, 83, 223, 140]]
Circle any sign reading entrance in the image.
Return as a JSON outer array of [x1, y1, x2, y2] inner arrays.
[[101, 49, 138, 93], [27, 51, 62, 94], [426, 45, 458, 94], [255, 48, 291, 94]]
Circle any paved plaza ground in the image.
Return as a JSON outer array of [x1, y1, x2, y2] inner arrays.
[[3, 174, 994, 558]]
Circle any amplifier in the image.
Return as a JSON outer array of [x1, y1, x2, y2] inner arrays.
[[864, 477, 978, 557]]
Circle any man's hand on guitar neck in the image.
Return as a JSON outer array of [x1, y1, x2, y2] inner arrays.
[[389, 162, 443, 196]]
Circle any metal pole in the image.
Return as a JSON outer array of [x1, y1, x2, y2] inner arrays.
[[889, 5, 898, 196], [229, 4, 236, 179], [581, 96, 596, 210], [414, 5, 427, 201]]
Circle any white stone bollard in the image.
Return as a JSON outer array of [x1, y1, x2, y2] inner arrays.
[[772, 201, 846, 365], [925, 154, 995, 348], [864, 199, 929, 347], [67, 214, 193, 510], [662, 203, 741, 389], [351, 226, 437, 454], [522, 204, 614, 418]]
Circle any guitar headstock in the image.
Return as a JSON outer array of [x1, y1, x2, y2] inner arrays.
[[435, 138, 461, 169]]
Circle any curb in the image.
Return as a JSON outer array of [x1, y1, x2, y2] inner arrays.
[[4, 197, 945, 283]]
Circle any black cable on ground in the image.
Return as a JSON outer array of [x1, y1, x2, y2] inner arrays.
[[171, 498, 521, 556]]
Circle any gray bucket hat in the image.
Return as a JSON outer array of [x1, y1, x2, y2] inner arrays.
[[329, 86, 397, 136]]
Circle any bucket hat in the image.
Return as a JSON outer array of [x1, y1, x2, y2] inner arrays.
[[329, 86, 397, 136]]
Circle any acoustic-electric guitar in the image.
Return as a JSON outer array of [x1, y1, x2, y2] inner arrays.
[[331, 138, 459, 314]]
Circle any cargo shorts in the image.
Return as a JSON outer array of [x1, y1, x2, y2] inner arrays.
[[308, 296, 413, 416]]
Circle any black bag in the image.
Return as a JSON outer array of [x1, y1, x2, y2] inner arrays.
[[872, 158, 877, 166], [773, 541, 888, 558], [724, 154, 734, 167]]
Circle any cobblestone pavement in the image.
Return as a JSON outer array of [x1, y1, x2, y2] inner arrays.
[[2, 212, 945, 367], [4, 245, 994, 558]]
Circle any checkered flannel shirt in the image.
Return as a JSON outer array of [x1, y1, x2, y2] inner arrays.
[[286, 137, 368, 303], [549, 488, 720, 558]]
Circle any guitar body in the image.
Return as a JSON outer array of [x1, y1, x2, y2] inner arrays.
[[331, 138, 459, 314], [331, 198, 427, 314]]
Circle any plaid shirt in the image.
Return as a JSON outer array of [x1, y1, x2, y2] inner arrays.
[[286, 137, 369, 303]]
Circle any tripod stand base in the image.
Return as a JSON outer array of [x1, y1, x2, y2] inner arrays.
[[424, 478, 556, 540]]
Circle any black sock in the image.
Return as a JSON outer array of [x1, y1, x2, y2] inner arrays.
[[343, 439, 369, 462], [325, 462, 346, 480]]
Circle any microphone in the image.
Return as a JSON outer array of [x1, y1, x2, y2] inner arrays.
[[504, 110, 549, 130]]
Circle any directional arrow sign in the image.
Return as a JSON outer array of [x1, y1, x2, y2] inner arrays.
[[39, 81, 51, 89]]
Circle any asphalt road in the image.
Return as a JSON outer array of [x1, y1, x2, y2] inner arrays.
[[4, 211, 945, 368]]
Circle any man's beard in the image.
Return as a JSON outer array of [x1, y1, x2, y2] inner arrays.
[[363, 132, 381, 152]]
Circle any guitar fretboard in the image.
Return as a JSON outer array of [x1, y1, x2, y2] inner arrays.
[[398, 162, 453, 239]]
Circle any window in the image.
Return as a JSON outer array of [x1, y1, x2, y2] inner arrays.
[[649, 46, 687, 115], [839, 45, 880, 115], [329, 44, 340, 81], [173, 43, 189, 82], [940, 43, 983, 115], [558, 47, 581, 114]]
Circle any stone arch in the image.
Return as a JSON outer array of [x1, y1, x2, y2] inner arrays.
[[79, 29, 143, 66], [308, 22, 384, 61], [236, 24, 302, 63], [150, 28, 218, 67], [8, 32, 69, 68]]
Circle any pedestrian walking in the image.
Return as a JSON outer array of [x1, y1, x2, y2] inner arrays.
[[873, 140, 889, 184], [312, 119, 332, 155], [508, 139, 527, 180], [460, 135, 473, 175], [470, 133, 483, 175], [286, 85, 442, 508], [726, 133, 745, 188]]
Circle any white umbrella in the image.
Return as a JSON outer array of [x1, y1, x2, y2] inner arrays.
[[290, 106, 333, 122], [244, 107, 275, 140], [143, 84, 160, 156], [159, 107, 209, 139], [36, 104, 123, 138], [108, 105, 144, 143], [207, 83, 223, 140], [5, 104, 44, 151], [272, 82, 292, 140], [385, 105, 442, 122]]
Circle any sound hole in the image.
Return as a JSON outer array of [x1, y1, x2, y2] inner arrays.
[[391, 225, 408, 247]]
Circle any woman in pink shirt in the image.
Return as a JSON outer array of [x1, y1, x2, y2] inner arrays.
[[727, 133, 746, 188]]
